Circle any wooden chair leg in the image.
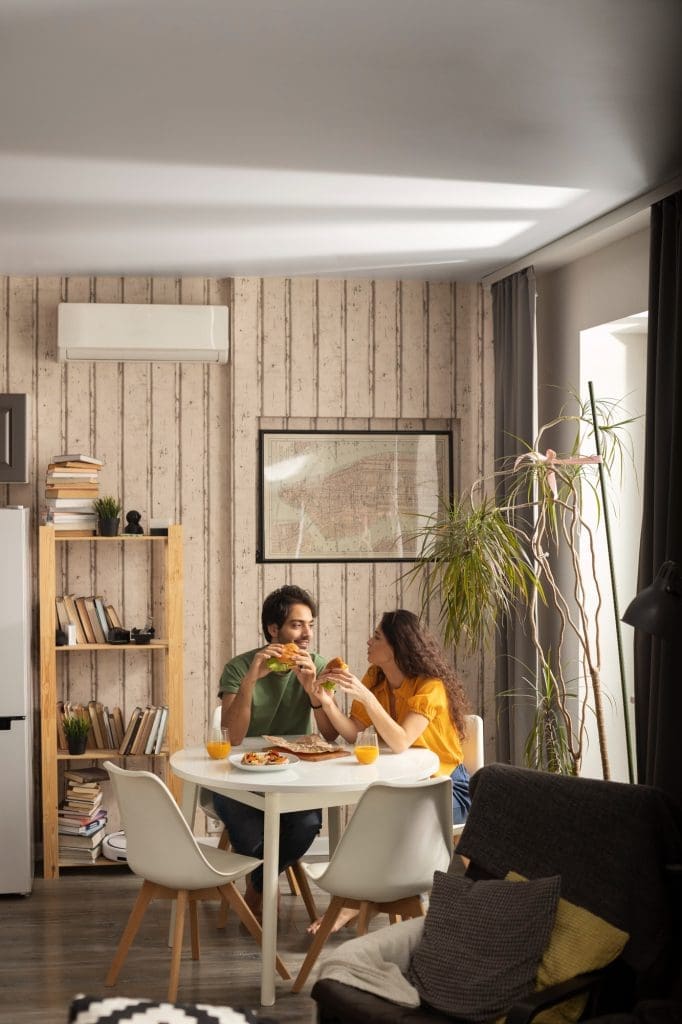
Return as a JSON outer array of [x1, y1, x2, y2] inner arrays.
[[219, 883, 291, 981], [189, 897, 200, 960], [105, 880, 155, 987], [356, 901, 374, 936], [168, 890, 188, 1002], [289, 861, 318, 923], [217, 828, 230, 851], [216, 889, 230, 929], [286, 864, 301, 895], [291, 896, 346, 993]]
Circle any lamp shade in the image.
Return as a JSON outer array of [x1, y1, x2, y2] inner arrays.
[[622, 561, 682, 638]]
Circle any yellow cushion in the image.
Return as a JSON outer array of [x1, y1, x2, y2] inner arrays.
[[506, 872, 629, 1024]]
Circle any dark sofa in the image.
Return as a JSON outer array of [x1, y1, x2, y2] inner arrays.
[[311, 765, 682, 1024]]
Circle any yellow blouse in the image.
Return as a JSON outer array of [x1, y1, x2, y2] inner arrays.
[[349, 664, 463, 776]]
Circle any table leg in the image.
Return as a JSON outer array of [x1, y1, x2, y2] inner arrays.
[[328, 805, 343, 855], [260, 792, 282, 1006]]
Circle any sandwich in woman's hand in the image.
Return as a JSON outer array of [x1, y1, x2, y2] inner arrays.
[[320, 656, 348, 691], [266, 642, 301, 673]]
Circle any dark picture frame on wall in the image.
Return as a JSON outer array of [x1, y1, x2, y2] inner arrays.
[[257, 429, 452, 563]]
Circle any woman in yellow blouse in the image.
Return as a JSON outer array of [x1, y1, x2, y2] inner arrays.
[[308, 608, 471, 933], [314, 608, 471, 818]]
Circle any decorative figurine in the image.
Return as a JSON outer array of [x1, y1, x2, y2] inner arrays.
[[124, 509, 144, 535]]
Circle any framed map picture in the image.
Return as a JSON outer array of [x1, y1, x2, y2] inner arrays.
[[258, 430, 452, 563]]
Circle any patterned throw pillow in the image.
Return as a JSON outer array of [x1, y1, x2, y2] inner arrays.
[[68, 995, 273, 1024], [506, 872, 630, 1024], [407, 871, 561, 1022]]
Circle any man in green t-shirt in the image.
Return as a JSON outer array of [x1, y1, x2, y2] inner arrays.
[[214, 584, 335, 918]]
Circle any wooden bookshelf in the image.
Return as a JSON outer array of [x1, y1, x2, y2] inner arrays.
[[39, 525, 184, 879]]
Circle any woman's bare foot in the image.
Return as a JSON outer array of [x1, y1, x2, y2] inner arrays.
[[306, 906, 359, 935]]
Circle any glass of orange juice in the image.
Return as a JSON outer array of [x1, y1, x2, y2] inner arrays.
[[206, 723, 231, 760], [354, 726, 379, 764]]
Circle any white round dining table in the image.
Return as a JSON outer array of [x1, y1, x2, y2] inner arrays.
[[170, 739, 439, 1005]]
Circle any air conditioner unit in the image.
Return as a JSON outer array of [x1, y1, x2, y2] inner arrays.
[[57, 303, 229, 363]]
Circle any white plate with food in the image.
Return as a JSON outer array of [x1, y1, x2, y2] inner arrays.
[[229, 751, 300, 772]]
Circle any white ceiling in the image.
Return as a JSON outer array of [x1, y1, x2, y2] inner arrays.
[[1, 0, 681, 282]]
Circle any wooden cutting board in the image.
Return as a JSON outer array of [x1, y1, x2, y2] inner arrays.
[[265, 745, 349, 761]]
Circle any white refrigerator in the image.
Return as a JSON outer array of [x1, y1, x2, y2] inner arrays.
[[0, 506, 34, 894]]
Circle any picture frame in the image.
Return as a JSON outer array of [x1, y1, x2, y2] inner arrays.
[[258, 429, 452, 563]]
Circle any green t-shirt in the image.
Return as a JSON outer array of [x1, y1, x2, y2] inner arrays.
[[218, 648, 328, 737]]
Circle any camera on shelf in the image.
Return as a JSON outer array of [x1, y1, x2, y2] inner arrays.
[[130, 625, 155, 645]]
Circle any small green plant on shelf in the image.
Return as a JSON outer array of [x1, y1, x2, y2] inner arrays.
[[63, 714, 90, 740], [63, 713, 91, 754], [93, 496, 122, 519]]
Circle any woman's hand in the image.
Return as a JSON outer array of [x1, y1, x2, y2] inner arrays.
[[333, 670, 376, 706]]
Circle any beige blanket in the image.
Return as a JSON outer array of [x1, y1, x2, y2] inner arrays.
[[311, 917, 424, 1006]]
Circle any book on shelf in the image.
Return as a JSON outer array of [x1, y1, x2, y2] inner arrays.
[[62, 595, 88, 643], [62, 793, 104, 815], [53, 529, 97, 538], [87, 700, 106, 748], [144, 706, 164, 755], [111, 706, 125, 745], [58, 843, 104, 863], [98, 702, 115, 748], [130, 706, 155, 756], [56, 701, 68, 750], [55, 598, 70, 633], [74, 597, 97, 644], [93, 598, 110, 641], [84, 598, 107, 643], [153, 705, 169, 753], [45, 487, 99, 499], [46, 469, 100, 480], [106, 604, 123, 629], [118, 706, 142, 754], [57, 823, 104, 847], [58, 814, 106, 836], [58, 805, 107, 825], [51, 454, 104, 466], [67, 782, 102, 796], [46, 499, 97, 511], [63, 765, 108, 785]]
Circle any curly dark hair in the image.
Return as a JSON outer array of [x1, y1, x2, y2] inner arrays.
[[374, 609, 469, 739], [261, 585, 317, 642]]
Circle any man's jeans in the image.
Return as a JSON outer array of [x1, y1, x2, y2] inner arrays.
[[212, 792, 322, 893]]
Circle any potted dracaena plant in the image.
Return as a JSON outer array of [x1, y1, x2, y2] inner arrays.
[[63, 712, 91, 755], [403, 391, 636, 778], [93, 495, 122, 537]]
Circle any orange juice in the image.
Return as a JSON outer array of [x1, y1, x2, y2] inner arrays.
[[206, 740, 231, 760], [354, 744, 379, 764]]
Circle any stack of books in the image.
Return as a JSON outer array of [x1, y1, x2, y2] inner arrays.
[[45, 453, 103, 535], [58, 766, 109, 862]]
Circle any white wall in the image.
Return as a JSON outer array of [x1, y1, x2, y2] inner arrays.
[[536, 227, 650, 781]]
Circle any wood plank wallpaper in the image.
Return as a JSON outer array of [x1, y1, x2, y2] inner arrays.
[[0, 273, 494, 842]]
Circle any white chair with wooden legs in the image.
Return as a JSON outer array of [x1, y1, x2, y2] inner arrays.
[[199, 706, 319, 924], [453, 713, 485, 843], [291, 776, 453, 993], [103, 761, 290, 1002]]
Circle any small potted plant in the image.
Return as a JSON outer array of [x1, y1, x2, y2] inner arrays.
[[93, 496, 122, 536], [63, 713, 91, 755]]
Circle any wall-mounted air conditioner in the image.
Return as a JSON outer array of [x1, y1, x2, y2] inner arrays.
[[57, 303, 229, 363]]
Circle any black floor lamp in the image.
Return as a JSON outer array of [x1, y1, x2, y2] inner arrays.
[[622, 561, 682, 640]]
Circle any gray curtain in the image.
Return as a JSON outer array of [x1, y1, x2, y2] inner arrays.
[[492, 267, 537, 765], [634, 191, 682, 802]]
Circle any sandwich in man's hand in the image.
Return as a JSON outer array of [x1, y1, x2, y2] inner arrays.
[[266, 642, 301, 673]]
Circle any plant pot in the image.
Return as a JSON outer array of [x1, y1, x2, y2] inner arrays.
[[98, 517, 120, 537], [67, 734, 88, 755]]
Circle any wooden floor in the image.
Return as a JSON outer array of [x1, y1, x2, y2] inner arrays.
[[0, 865, 377, 1024]]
